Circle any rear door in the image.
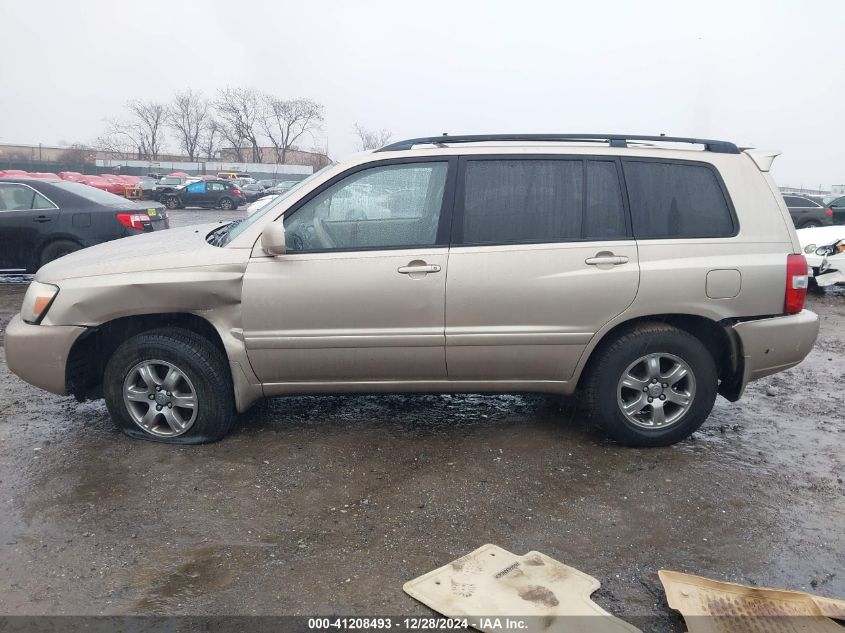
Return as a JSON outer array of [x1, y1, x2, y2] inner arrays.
[[444, 156, 639, 382], [0, 183, 60, 272]]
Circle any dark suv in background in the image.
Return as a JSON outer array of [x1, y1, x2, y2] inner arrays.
[[161, 179, 245, 210], [783, 194, 834, 228]]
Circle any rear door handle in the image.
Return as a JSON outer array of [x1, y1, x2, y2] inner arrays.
[[33, 215, 52, 223], [585, 254, 629, 266], [398, 264, 441, 274]]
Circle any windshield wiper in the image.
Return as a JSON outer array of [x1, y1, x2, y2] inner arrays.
[[207, 219, 245, 247]]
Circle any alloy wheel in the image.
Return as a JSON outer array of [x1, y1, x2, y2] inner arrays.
[[616, 353, 696, 429], [122, 359, 198, 437]]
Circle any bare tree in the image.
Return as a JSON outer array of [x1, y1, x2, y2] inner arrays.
[[126, 99, 167, 160], [213, 87, 263, 162], [168, 89, 208, 161], [262, 96, 325, 163], [96, 119, 145, 160], [96, 100, 167, 160], [353, 123, 392, 151], [198, 118, 222, 161]]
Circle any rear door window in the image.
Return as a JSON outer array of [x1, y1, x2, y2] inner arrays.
[[457, 158, 629, 245], [622, 160, 735, 238], [783, 195, 819, 208]]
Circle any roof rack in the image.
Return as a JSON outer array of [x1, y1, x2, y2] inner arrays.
[[376, 134, 740, 154]]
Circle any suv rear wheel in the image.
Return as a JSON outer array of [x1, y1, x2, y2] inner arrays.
[[219, 197, 235, 210], [582, 324, 718, 447], [103, 328, 235, 444]]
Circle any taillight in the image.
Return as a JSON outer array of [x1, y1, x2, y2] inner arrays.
[[116, 212, 151, 230], [825, 208, 833, 217], [232, 188, 241, 196], [785, 254, 808, 314]]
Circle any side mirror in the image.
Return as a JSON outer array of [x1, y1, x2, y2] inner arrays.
[[261, 222, 287, 256]]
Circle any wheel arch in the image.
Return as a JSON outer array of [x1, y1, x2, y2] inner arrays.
[[67, 313, 230, 403], [574, 313, 742, 401], [36, 236, 85, 270]]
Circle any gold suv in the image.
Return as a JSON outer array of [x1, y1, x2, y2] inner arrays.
[[4, 134, 819, 446]]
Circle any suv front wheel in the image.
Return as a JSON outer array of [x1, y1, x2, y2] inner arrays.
[[582, 324, 718, 447], [103, 328, 236, 444]]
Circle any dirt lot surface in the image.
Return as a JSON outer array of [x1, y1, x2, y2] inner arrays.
[[0, 210, 843, 630]]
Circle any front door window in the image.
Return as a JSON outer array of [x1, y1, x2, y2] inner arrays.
[[283, 162, 448, 251]]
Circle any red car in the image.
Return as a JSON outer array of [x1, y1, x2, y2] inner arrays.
[[58, 171, 86, 182], [79, 175, 124, 195]]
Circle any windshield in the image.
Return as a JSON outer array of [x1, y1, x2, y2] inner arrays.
[[218, 167, 332, 246], [49, 181, 133, 205], [159, 177, 182, 185]]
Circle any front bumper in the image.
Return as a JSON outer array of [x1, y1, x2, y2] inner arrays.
[[732, 310, 819, 393], [4, 315, 86, 395]]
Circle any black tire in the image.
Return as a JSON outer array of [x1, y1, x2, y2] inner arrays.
[[103, 328, 236, 444], [164, 196, 180, 210], [219, 197, 234, 210], [581, 324, 718, 447], [40, 239, 81, 267]]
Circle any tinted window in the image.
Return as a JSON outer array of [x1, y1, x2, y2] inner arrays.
[[585, 161, 628, 239], [209, 182, 225, 192], [460, 159, 628, 244], [623, 161, 734, 238], [831, 197, 845, 209], [783, 195, 819, 208], [284, 162, 448, 251]]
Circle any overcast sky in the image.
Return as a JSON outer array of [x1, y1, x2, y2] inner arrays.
[[1, 0, 842, 186]]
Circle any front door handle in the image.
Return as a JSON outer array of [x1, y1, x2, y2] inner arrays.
[[33, 215, 52, 223], [398, 260, 441, 279], [585, 252, 629, 266], [398, 264, 441, 274]]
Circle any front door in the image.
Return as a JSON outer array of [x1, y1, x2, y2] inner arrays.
[[445, 157, 640, 382], [242, 159, 455, 385]]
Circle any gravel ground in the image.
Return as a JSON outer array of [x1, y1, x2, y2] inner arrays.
[[0, 211, 843, 630]]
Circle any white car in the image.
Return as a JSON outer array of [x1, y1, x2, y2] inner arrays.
[[246, 194, 279, 215], [797, 226, 845, 286]]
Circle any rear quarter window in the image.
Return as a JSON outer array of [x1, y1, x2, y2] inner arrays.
[[622, 160, 736, 239]]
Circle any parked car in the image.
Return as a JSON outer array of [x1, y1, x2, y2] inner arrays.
[[58, 171, 85, 182], [161, 178, 245, 210], [825, 195, 845, 224], [0, 177, 168, 273], [797, 226, 845, 287], [246, 194, 278, 215], [239, 183, 266, 202], [5, 134, 818, 447], [78, 175, 126, 195], [138, 176, 158, 200], [783, 194, 834, 228], [260, 181, 298, 197], [151, 175, 194, 200]]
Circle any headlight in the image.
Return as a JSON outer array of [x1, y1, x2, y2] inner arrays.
[[804, 244, 816, 254], [21, 281, 59, 324], [816, 246, 833, 257]]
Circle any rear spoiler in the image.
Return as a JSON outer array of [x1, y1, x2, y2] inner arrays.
[[743, 149, 781, 172]]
